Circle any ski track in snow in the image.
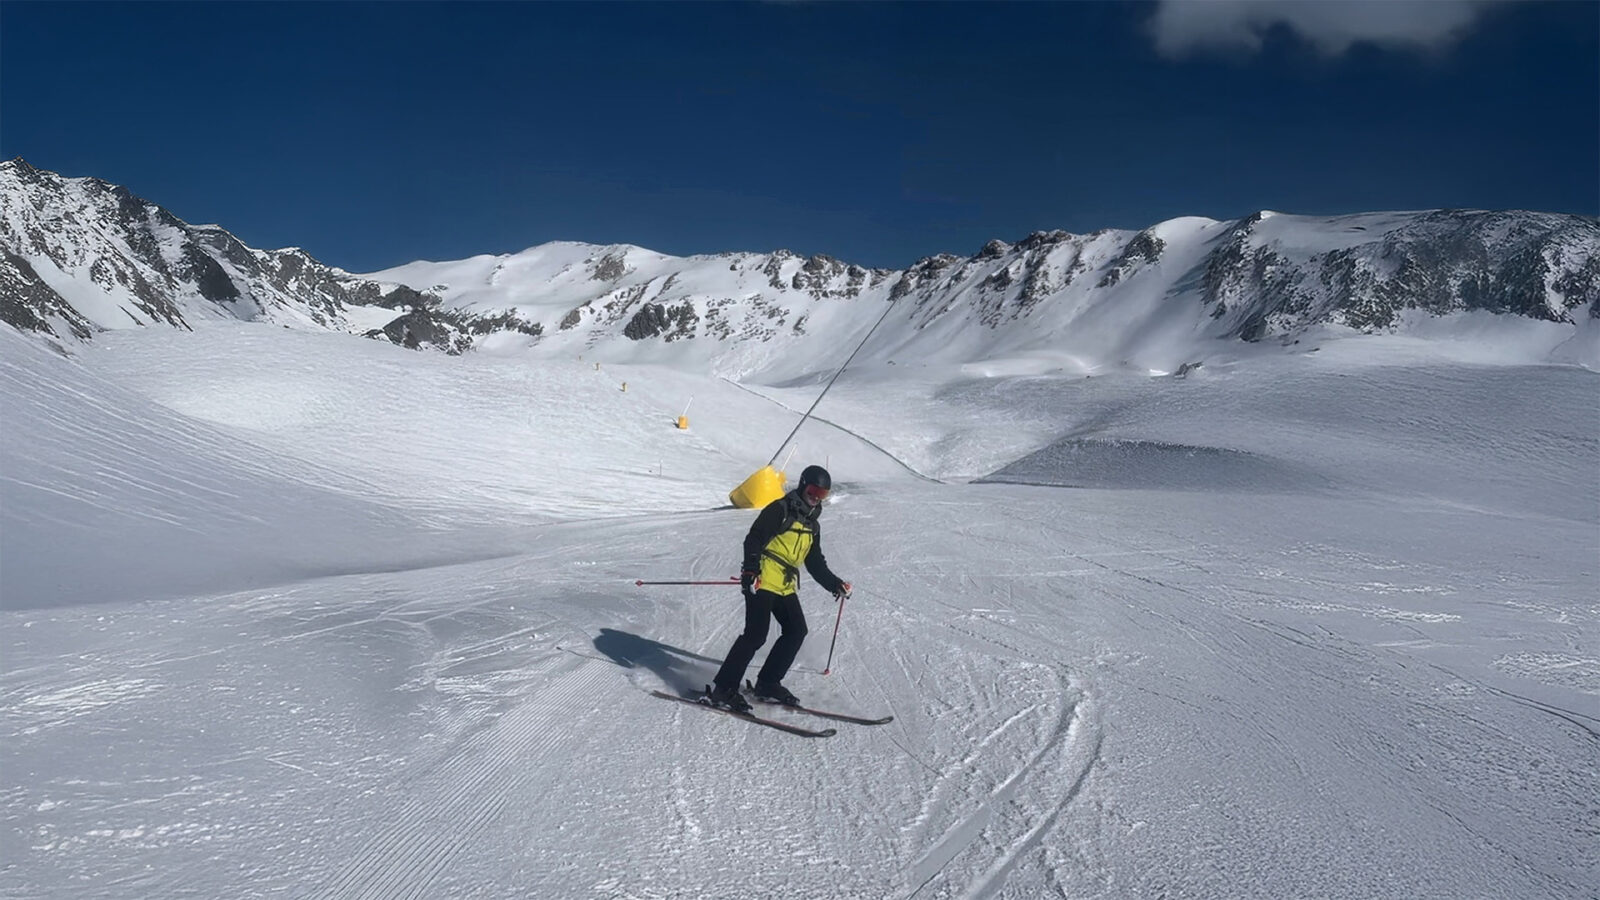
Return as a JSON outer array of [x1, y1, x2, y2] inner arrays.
[[2, 322, 1596, 898], [316, 654, 605, 900]]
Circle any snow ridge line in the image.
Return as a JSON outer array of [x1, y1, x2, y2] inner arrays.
[[716, 376, 942, 483]]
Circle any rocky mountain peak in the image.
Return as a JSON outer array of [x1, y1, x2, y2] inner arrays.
[[1, 162, 1595, 368], [0, 161, 485, 352]]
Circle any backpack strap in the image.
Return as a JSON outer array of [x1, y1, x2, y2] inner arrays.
[[761, 548, 800, 587], [759, 505, 815, 587]]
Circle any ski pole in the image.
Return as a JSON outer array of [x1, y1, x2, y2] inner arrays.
[[821, 591, 848, 675], [634, 578, 740, 586]]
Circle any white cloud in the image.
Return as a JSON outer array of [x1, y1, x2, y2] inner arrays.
[[1147, 0, 1507, 58]]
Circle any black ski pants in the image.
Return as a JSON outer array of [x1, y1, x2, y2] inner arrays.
[[713, 589, 808, 691]]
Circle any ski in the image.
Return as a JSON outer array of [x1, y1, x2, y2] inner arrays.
[[650, 690, 837, 738], [744, 682, 894, 725]]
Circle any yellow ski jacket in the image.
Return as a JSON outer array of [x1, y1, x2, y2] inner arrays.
[[742, 490, 846, 598]]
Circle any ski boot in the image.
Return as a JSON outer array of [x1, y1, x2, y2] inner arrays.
[[750, 681, 801, 707], [705, 683, 752, 714]]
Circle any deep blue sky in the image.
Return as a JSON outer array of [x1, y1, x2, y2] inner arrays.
[[3, 1, 1596, 272]]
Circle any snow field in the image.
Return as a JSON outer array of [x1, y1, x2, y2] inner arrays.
[[1, 320, 1595, 898]]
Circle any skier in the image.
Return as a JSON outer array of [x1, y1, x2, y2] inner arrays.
[[707, 465, 851, 712]]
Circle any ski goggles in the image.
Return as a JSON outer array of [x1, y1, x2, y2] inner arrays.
[[802, 484, 830, 503]]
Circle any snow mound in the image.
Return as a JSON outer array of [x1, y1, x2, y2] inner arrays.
[[0, 327, 526, 609], [977, 438, 1328, 493]]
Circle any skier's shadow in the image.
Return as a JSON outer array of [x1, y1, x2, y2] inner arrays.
[[592, 628, 719, 696]]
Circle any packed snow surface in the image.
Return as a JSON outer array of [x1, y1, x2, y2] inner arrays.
[[2, 321, 1596, 898]]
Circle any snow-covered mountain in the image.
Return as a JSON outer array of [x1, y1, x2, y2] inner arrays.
[[0, 158, 475, 349], [3, 157, 1597, 372], [370, 210, 1600, 375]]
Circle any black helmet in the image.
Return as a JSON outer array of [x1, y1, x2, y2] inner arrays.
[[799, 465, 831, 490]]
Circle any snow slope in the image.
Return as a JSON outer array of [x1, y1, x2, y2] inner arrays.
[[1, 321, 1595, 898]]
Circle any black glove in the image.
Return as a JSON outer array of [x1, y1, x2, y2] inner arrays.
[[740, 570, 759, 601]]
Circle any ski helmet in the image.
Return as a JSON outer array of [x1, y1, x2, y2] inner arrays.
[[799, 465, 831, 491], [798, 465, 832, 505]]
